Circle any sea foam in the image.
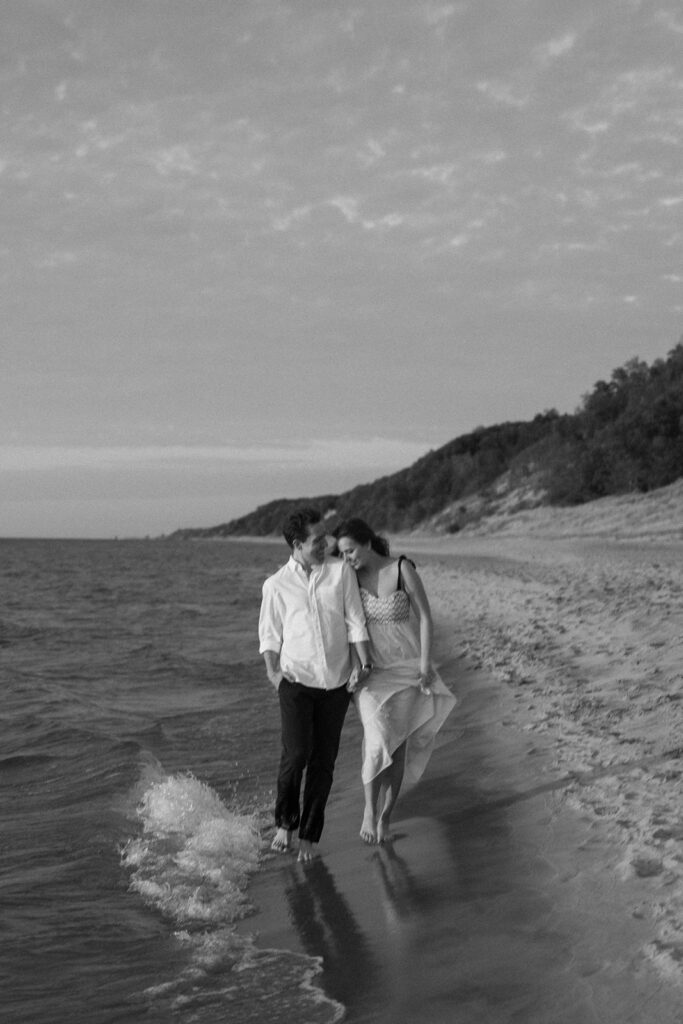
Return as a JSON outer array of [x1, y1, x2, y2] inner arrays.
[[122, 766, 261, 927], [121, 764, 344, 1022]]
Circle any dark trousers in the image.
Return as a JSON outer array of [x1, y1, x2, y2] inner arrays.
[[275, 681, 351, 843]]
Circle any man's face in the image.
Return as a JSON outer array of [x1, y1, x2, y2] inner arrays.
[[294, 521, 328, 567]]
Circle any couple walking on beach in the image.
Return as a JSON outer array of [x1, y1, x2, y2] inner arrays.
[[258, 506, 456, 863]]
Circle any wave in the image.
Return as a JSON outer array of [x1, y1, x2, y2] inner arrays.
[[121, 759, 344, 1023], [121, 762, 261, 927], [0, 752, 55, 771]]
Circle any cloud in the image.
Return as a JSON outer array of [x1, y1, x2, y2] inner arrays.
[[149, 145, 201, 177], [423, 4, 460, 23], [656, 9, 683, 34], [357, 137, 388, 167], [272, 204, 313, 231], [328, 195, 361, 223], [476, 150, 508, 166], [476, 31, 578, 111], [535, 32, 577, 67], [410, 164, 457, 184], [271, 195, 405, 234], [0, 438, 431, 476], [34, 250, 79, 269], [568, 64, 678, 134], [476, 79, 530, 109], [422, 3, 465, 28]]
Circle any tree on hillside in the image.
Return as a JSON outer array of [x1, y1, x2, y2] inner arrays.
[[547, 341, 683, 503]]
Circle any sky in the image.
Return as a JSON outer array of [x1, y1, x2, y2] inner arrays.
[[1, 0, 682, 538]]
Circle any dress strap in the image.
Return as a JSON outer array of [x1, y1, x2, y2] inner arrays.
[[396, 555, 416, 591]]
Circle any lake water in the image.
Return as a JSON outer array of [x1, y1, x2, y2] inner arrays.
[[1, 538, 345, 1024]]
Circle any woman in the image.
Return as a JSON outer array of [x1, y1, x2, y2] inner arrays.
[[334, 518, 456, 844]]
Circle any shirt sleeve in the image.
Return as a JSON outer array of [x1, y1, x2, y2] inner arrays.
[[258, 579, 283, 655], [341, 562, 369, 643]]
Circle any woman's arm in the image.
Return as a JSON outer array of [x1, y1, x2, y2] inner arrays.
[[401, 559, 434, 691]]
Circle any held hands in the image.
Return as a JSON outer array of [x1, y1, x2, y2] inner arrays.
[[418, 666, 435, 695], [346, 663, 373, 693]]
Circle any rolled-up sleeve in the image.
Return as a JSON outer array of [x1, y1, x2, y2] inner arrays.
[[258, 579, 282, 654], [341, 562, 369, 643]]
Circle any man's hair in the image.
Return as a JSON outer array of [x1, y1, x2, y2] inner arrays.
[[282, 506, 322, 549]]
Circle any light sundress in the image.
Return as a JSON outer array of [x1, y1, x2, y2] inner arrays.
[[356, 558, 457, 787]]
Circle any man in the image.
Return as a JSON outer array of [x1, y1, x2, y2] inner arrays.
[[258, 506, 372, 862]]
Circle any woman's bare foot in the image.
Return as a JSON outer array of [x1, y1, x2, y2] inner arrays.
[[297, 839, 316, 863], [377, 817, 393, 844], [360, 811, 377, 844], [271, 827, 292, 853]]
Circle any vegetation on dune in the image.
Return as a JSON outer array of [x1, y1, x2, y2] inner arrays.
[[546, 343, 683, 503], [170, 340, 683, 539]]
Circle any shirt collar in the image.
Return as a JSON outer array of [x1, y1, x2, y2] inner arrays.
[[288, 554, 326, 578]]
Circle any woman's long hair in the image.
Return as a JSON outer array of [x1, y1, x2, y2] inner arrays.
[[334, 517, 390, 557]]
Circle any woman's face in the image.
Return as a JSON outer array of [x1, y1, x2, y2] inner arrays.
[[337, 535, 371, 571]]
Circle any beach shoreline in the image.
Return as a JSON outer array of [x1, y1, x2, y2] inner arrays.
[[239, 528, 683, 1021]]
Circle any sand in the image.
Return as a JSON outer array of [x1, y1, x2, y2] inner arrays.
[[239, 488, 683, 1022]]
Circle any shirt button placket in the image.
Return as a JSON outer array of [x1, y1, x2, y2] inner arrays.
[[310, 576, 324, 685]]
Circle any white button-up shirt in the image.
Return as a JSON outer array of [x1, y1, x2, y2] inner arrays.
[[258, 556, 369, 690]]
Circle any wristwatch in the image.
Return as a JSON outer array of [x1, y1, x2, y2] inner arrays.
[[361, 663, 373, 671]]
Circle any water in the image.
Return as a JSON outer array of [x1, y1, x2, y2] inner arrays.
[[1, 538, 343, 1024]]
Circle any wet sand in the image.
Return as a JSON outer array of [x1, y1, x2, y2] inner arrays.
[[240, 496, 683, 1021], [242, 659, 680, 1021]]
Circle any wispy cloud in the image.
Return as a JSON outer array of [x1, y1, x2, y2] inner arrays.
[[534, 32, 578, 67], [655, 9, 683, 34], [328, 195, 361, 223], [272, 204, 313, 231], [34, 250, 79, 269], [422, 4, 464, 27], [476, 79, 530, 109], [567, 64, 679, 134], [0, 439, 431, 475], [477, 29, 578, 110], [149, 145, 202, 177], [410, 164, 457, 184]]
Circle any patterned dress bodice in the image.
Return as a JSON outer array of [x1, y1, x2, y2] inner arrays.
[[360, 587, 411, 624]]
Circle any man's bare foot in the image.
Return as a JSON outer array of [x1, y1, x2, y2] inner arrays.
[[271, 827, 292, 853], [360, 811, 377, 844], [297, 839, 316, 863], [377, 818, 393, 844]]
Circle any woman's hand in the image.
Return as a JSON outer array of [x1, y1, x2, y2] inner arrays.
[[417, 667, 435, 695], [347, 663, 372, 693]]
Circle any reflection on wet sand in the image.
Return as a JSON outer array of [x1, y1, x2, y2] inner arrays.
[[367, 842, 450, 1020], [370, 843, 438, 924], [283, 859, 378, 1016]]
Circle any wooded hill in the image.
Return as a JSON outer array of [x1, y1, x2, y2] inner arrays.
[[171, 340, 683, 539]]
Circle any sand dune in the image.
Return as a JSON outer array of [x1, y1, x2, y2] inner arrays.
[[457, 476, 683, 543]]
